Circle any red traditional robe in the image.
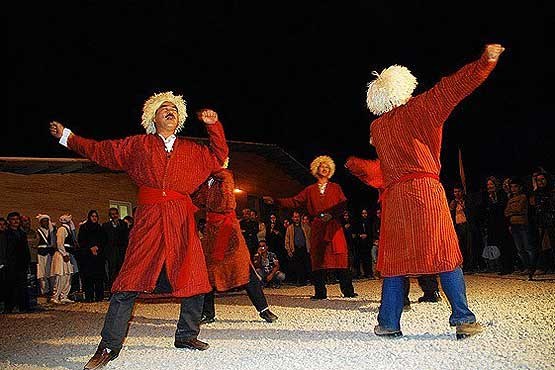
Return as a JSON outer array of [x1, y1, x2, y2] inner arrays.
[[67, 122, 228, 297], [278, 182, 349, 270], [366, 53, 498, 277], [191, 169, 251, 292]]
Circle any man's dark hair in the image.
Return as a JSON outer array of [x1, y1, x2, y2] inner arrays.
[[7, 211, 20, 219], [510, 177, 523, 187]]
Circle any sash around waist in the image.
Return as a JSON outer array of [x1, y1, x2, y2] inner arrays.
[[138, 186, 189, 205]]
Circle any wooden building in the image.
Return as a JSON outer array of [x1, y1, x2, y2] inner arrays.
[[0, 139, 312, 228]]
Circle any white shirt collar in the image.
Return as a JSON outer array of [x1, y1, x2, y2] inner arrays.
[[158, 133, 177, 152]]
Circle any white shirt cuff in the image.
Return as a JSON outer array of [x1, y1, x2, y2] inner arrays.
[[59, 128, 73, 147]]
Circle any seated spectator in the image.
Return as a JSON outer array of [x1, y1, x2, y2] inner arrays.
[[253, 240, 285, 288]]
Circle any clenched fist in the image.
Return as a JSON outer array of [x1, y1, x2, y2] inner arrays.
[[49, 121, 65, 139], [196, 109, 219, 125], [485, 44, 505, 62]]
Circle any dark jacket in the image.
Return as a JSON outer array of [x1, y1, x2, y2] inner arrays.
[[4, 228, 31, 274], [78, 222, 107, 276]]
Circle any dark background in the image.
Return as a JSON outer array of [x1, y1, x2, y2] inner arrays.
[[7, 1, 554, 212]]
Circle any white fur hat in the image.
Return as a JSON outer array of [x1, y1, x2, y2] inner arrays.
[[366, 65, 418, 115], [310, 155, 336, 179], [141, 91, 188, 134]]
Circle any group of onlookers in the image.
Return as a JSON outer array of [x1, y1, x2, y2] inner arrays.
[[448, 168, 555, 278], [0, 208, 133, 313]]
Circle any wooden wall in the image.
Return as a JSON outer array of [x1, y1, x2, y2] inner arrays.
[[0, 151, 307, 229], [0, 172, 137, 229]]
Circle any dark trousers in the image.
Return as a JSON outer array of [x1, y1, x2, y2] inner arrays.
[[312, 268, 354, 297], [403, 274, 439, 303], [203, 267, 269, 318], [498, 236, 519, 273], [455, 222, 474, 271], [82, 273, 105, 302], [105, 257, 123, 292], [289, 246, 310, 285], [3, 270, 29, 313], [354, 241, 373, 277], [99, 291, 204, 351]]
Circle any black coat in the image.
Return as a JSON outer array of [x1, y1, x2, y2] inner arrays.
[[78, 222, 107, 276], [101, 220, 128, 264], [3, 228, 31, 276], [481, 191, 512, 246]]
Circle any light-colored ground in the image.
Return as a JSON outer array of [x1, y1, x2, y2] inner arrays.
[[1, 274, 554, 370]]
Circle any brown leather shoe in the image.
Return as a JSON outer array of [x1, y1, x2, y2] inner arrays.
[[174, 337, 210, 350], [456, 322, 484, 340], [374, 325, 403, 338], [83, 346, 119, 370]]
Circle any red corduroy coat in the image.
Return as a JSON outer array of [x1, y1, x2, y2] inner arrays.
[[366, 54, 497, 277], [192, 169, 251, 292], [278, 182, 349, 270], [67, 122, 228, 297]]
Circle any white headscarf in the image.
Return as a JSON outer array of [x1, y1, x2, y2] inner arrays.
[[36, 214, 53, 232], [59, 214, 76, 231]]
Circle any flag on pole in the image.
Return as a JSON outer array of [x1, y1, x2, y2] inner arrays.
[[458, 147, 467, 194]]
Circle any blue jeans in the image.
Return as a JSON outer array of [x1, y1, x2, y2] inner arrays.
[[511, 224, 536, 270], [377, 267, 476, 330]]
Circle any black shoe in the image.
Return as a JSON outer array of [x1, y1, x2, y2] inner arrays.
[[83, 346, 120, 370], [310, 295, 327, 300], [418, 291, 441, 303], [259, 309, 278, 322], [343, 293, 358, 298], [199, 315, 216, 325], [174, 337, 210, 351]]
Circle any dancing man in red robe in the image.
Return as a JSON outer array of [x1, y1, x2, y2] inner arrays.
[[266, 155, 357, 300], [49, 91, 228, 369], [346, 44, 504, 339]]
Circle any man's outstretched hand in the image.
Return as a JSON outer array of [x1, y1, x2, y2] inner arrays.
[[49, 121, 65, 139], [485, 44, 505, 62]]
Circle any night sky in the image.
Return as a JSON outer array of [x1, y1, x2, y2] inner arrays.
[[8, 1, 554, 211]]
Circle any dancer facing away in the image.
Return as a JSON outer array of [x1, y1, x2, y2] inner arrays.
[[191, 165, 278, 324], [265, 155, 357, 300], [49, 91, 229, 369], [346, 44, 505, 339]]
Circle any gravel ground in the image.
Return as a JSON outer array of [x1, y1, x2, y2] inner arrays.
[[1, 273, 554, 370]]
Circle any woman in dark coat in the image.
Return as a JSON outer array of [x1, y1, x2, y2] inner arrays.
[[482, 177, 519, 275], [78, 210, 106, 302]]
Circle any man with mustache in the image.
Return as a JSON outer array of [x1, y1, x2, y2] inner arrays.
[[50, 91, 229, 369]]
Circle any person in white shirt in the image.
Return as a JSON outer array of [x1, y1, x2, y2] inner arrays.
[[50, 214, 77, 304]]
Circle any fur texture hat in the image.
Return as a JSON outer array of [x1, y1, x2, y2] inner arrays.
[[310, 155, 336, 179], [141, 91, 188, 134], [366, 65, 418, 116]]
